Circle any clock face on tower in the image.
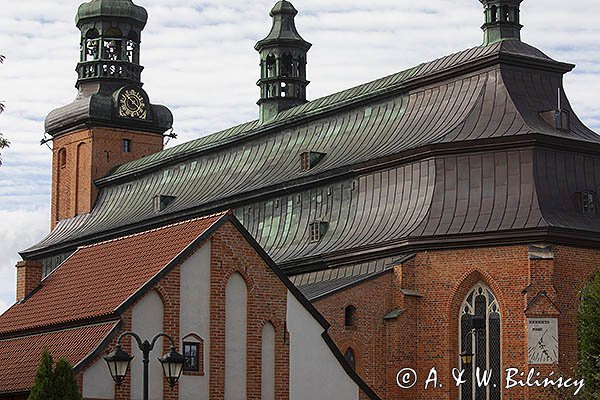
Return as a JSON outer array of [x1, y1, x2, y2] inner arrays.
[[528, 318, 559, 364], [118, 88, 148, 120]]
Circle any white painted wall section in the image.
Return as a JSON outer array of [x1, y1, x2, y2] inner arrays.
[[82, 356, 115, 399], [131, 290, 164, 400], [179, 241, 211, 400], [225, 273, 247, 400], [287, 292, 359, 400], [262, 322, 275, 400]]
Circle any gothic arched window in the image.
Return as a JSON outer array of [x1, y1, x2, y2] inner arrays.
[[459, 283, 501, 400], [344, 347, 356, 371]]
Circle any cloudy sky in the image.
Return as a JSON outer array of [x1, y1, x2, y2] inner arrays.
[[0, 0, 598, 313]]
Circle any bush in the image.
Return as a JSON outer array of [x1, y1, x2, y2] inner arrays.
[[578, 271, 600, 400], [28, 351, 82, 400]]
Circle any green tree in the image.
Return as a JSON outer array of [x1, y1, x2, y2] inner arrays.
[[53, 358, 82, 400], [0, 54, 9, 166], [578, 271, 600, 400], [28, 350, 55, 400], [28, 351, 82, 400]]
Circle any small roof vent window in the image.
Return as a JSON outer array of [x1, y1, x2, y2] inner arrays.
[[309, 220, 328, 242], [574, 191, 596, 215], [154, 195, 176, 213], [300, 151, 326, 171], [540, 109, 571, 132]]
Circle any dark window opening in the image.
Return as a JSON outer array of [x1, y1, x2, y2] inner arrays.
[[281, 53, 293, 77], [266, 54, 276, 78], [345, 305, 357, 328], [122, 139, 132, 153], [502, 5, 510, 21], [183, 342, 200, 372], [58, 149, 67, 169], [490, 5, 498, 22], [575, 191, 597, 215], [344, 348, 356, 370]]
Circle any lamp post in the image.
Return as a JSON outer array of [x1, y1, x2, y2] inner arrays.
[[104, 331, 186, 400], [459, 315, 486, 399]]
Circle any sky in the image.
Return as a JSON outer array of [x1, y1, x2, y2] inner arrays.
[[0, 0, 598, 313]]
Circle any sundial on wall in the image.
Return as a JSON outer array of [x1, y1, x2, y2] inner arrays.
[[528, 318, 559, 364]]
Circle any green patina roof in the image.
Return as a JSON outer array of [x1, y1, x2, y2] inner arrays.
[[76, 0, 148, 26]]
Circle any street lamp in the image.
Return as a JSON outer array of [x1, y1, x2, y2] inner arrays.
[[105, 331, 185, 400], [460, 315, 486, 367]]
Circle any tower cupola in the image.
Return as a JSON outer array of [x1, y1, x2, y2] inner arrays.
[[75, 0, 148, 86], [480, 0, 523, 45], [255, 1, 312, 123]]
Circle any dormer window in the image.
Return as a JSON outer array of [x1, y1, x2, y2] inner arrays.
[[555, 109, 570, 132], [300, 151, 326, 171], [539, 109, 570, 132], [154, 195, 176, 213], [309, 221, 328, 242], [575, 191, 597, 215]]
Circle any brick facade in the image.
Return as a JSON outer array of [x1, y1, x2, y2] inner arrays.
[[51, 127, 163, 228], [313, 245, 600, 400], [80, 221, 291, 400]]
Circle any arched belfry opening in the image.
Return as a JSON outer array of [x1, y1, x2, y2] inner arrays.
[[255, 1, 312, 123], [480, 0, 523, 45]]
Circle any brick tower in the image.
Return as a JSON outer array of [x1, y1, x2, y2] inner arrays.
[[45, 0, 173, 228]]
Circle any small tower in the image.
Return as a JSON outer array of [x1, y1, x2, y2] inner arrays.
[[45, 0, 173, 228], [255, 1, 311, 123], [480, 0, 523, 45]]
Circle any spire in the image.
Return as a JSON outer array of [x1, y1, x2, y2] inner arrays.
[[479, 0, 523, 45], [255, 1, 312, 123]]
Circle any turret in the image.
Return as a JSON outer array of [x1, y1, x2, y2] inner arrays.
[[480, 0, 523, 45], [255, 1, 311, 123]]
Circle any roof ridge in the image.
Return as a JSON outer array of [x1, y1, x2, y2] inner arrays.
[[78, 211, 229, 250]]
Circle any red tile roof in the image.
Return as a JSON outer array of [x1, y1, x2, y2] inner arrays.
[[0, 213, 225, 336], [0, 321, 118, 394]]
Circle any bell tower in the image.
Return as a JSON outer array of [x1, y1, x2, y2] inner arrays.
[[255, 1, 311, 123], [480, 0, 523, 45], [46, 0, 173, 228]]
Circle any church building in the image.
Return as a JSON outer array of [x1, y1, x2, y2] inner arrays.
[[1, 0, 599, 399]]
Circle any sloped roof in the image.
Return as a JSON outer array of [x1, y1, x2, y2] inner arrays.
[[1, 213, 224, 336], [104, 40, 569, 181], [0, 322, 118, 394]]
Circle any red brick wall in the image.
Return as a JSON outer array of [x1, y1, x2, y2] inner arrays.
[[51, 128, 163, 228], [80, 221, 292, 400], [15, 260, 42, 301], [208, 221, 290, 400], [313, 245, 600, 400]]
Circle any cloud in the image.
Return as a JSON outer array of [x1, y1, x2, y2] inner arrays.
[[0, 0, 599, 310]]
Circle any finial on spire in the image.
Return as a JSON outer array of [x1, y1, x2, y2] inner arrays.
[[255, 1, 312, 123], [479, 0, 523, 45]]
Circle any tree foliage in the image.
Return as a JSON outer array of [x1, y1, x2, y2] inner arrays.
[[0, 53, 9, 166], [578, 271, 600, 400], [28, 351, 82, 400]]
